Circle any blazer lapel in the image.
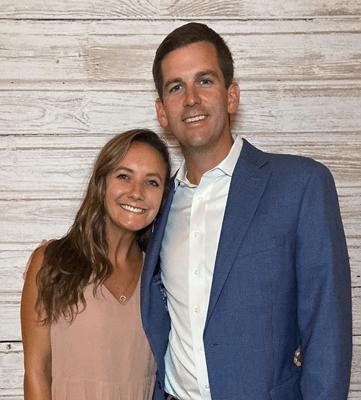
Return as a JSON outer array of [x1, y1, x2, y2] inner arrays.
[[205, 140, 271, 328], [141, 179, 175, 294], [140, 180, 175, 383]]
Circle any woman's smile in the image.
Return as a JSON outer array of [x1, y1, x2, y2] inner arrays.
[[120, 204, 145, 213]]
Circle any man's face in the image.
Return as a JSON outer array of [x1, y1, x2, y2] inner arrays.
[[155, 41, 239, 155]]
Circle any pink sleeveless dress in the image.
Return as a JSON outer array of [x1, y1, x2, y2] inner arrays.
[[24, 244, 156, 400]]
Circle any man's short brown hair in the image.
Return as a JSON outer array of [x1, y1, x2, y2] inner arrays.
[[153, 22, 234, 102]]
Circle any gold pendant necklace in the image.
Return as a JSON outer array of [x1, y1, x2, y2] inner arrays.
[[119, 271, 136, 302]]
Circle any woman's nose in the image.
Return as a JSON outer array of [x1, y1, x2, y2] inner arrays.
[[128, 181, 144, 201]]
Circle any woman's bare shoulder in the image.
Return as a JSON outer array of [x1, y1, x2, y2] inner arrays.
[[23, 240, 51, 281]]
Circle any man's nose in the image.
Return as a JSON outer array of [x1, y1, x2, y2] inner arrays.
[[183, 85, 201, 107]]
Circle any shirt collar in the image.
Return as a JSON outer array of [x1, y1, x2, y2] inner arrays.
[[175, 135, 243, 189]]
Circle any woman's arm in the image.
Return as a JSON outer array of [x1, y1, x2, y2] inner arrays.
[[21, 245, 52, 400]]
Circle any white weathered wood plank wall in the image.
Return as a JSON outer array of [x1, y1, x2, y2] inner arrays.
[[0, 0, 360, 398]]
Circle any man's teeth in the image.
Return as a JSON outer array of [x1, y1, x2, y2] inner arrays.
[[184, 115, 207, 123], [121, 205, 144, 213]]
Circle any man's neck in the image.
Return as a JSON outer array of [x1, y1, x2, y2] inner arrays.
[[183, 139, 233, 185]]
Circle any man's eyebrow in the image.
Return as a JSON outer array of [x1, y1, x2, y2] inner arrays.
[[195, 70, 220, 80], [164, 77, 183, 90]]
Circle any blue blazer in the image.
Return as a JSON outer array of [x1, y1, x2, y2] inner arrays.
[[141, 139, 352, 400]]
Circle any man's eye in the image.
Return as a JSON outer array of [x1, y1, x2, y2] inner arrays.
[[200, 79, 211, 85], [169, 84, 181, 93]]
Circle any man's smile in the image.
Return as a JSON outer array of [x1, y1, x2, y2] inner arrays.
[[183, 115, 208, 123]]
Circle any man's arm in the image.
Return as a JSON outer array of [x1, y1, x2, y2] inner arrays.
[[295, 162, 352, 399]]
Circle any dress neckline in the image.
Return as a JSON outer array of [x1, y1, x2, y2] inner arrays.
[[102, 275, 141, 306]]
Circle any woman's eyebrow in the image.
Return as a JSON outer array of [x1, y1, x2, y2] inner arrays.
[[113, 166, 133, 174]]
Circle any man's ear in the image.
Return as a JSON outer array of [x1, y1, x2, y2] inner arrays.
[[227, 82, 240, 115], [155, 98, 169, 128]]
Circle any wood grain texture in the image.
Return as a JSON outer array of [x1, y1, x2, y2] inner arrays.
[[0, 342, 24, 398], [0, 4, 360, 398], [0, 0, 360, 19], [0, 84, 360, 135], [0, 19, 360, 89]]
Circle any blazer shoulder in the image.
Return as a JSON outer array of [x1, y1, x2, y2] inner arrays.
[[242, 139, 332, 177]]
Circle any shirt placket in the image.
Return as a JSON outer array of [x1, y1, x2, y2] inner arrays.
[[188, 177, 212, 399]]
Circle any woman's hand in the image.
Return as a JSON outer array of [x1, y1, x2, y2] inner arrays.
[[294, 347, 301, 367]]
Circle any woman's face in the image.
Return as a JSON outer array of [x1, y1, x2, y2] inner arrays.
[[104, 141, 167, 237]]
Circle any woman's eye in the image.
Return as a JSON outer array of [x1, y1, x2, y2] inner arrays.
[[117, 174, 128, 180], [148, 180, 159, 187]]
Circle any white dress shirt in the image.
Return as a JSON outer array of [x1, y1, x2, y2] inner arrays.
[[161, 136, 243, 400]]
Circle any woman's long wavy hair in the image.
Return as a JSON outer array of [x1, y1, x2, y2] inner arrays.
[[36, 129, 171, 324]]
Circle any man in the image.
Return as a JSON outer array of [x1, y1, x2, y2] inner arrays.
[[141, 22, 352, 400]]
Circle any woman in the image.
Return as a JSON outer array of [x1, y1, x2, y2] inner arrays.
[[21, 129, 171, 399]]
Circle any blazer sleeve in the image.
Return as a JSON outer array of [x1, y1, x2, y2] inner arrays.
[[295, 162, 352, 399]]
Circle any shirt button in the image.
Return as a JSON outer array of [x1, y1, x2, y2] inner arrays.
[[194, 231, 199, 237], [194, 307, 199, 313], [194, 269, 199, 275], [198, 196, 203, 201], [200, 346, 204, 351], [205, 384, 210, 389]]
